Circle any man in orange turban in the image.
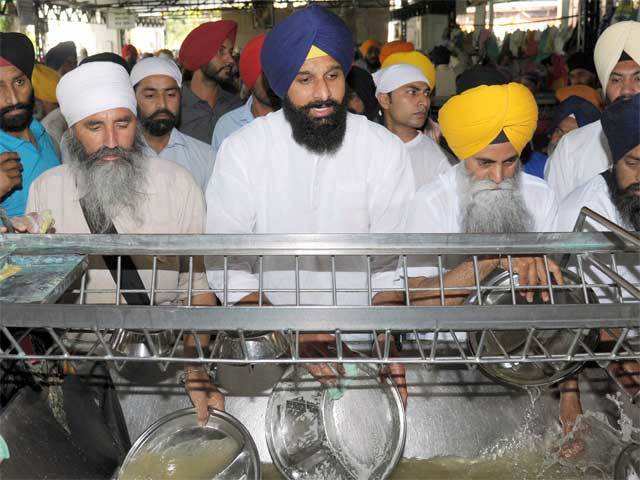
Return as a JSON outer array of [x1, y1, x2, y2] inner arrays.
[[357, 38, 381, 72]]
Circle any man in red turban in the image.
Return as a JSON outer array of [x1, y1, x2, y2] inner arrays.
[[121, 44, 138, 70], [177, 20, 242, 144]]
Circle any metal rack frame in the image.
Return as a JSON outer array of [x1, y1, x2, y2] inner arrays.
[[1, 209, 639, 368]]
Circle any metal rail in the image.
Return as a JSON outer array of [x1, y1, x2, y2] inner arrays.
[[1, 211, 639, 368]]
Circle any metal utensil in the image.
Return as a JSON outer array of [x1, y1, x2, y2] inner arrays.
[[117, 407, 260, 480], [265, 364, 406, 480], [211, 330, 290, 395], [111, 329, 176, 358], [466, 268, 600, 388]]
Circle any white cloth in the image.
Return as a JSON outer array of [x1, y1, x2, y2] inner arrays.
[[142, 128, 214, 192], [56, 62, 136, 127], [130, 56, 183, 88], [373, 64, 429, 96], [544, 120, 611, 202], [554, 174, 640, 306], [41, 107, 67, 157], [405, 163, 558, 279], [594, 21, 640, 88], [405, 133, 452, 189], [205, 110, 415, 305]]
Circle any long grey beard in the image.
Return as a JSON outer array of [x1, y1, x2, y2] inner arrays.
[[65, 129, 148, 233], [457, 164, 534, 234]]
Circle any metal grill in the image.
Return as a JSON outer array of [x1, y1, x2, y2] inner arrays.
[[1, 208, 639, 369]]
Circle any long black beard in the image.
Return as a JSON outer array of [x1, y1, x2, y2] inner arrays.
[[66, 130, 148, 233], [0, 93, 35, 132], [139, 109, 178, 137], [282, 95, 348, 155], [606, 171, 640, 230]]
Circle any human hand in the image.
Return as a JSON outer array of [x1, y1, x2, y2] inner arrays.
[[0, 211, 55, 234], [185, 367, 224, 426], [499, 256, 563, 303], [0, 152, 22, 198]]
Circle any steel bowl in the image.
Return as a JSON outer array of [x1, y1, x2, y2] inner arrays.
[[466, 268, 600, 388], [116, 407, 260, 480], [211, 331, 290, 395], [111, 329, 176, 358], [615, 443, 640, 480], [265, 364, 406, 480]]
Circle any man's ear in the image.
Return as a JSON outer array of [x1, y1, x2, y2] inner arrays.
[[376, 92, 391, 110]]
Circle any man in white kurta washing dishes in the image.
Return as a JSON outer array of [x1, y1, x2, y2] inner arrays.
[[205, 6, 415, 405]]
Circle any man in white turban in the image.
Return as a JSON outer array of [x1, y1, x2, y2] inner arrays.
[[545, 21, 640, 201], [373, 61, 452, 189], [25, 61, 222, 425], [130, 56, 215, 191]]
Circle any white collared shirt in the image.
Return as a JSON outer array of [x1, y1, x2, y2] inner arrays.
[[404, 132, 452, 189]]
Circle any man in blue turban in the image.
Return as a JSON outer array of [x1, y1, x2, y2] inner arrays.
[[206, 6, 415, 405]]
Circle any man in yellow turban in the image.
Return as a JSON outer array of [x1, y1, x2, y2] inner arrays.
[[376, 82, 562, 310], [379, 40, 414, 64], [32, 64, 60, 120], [546, 21, 640, 201]]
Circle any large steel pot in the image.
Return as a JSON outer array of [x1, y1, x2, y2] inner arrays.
[[466, 268, 600, 388], [117, 407, 260, 480], [211, 331, 290, 395]]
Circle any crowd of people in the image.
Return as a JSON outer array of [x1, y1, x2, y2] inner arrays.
[[0, 5, 639, 452]]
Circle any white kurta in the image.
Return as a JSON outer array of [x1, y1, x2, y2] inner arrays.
[[404, 163, 559, 279], [554, 174, 640, 305], [544, 121, 611, 202], [405, 133, 452, 189], [205, 110, 415, 305]]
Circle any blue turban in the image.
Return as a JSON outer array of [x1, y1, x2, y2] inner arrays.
[[261, 5, 354, 98], [601, 94, 640, 164], [550, 95, 601, 133]]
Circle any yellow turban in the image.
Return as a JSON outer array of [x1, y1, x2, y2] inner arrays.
[[31, 63, 60, 103], [382, 51, 436, 89], [594, 21, 640, 88], [438, 83, 538, 160]]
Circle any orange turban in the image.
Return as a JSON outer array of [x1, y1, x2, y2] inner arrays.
[[555, 84, 603, 110], [359, 39, 380, 57], [438, 83, 538, 160], [379, 40, 414, 64]]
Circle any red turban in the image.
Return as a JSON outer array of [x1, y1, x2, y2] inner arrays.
[[121, 44, 138, 59], [379, 40, 414, 65], [179, 20, 238, 72], [239, 34, 265, 91]]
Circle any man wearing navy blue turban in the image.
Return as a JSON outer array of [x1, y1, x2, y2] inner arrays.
[[206, 6, 415, 405]]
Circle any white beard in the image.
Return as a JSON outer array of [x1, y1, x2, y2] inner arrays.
[[457, 164, 534, 234]]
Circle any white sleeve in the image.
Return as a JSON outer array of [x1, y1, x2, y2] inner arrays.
[[544, 135, 573, 202], [368, 142, 415, 290], [538, 187, 559, 232], [205, 137, 259, 304]]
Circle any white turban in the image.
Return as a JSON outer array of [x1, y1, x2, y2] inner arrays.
[[56, 62, 136, 127], [372, 64, 429, 97], [130, 56, 182, 88], [594, 20, 640, 88]]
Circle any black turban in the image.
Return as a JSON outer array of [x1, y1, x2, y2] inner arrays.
[[45, 41, 77, 71], [0, 32, 35, 78], [567, 51, 596, 74], [456, 65, 508, 94], [80, 52, 132, 74], [346, 66, 380, 122], [602, 93, 640, 164]]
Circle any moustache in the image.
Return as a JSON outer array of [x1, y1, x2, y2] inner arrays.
[[302, 100, 340, 111], [87, 145, 131, 164], [0, 103, 32, 117], [623, 183, 640, 195], [149, 109, 176, 122], [471, 177, 518, 194]]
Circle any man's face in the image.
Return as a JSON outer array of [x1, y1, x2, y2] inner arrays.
[[135, 75, 180, 137], [283, 55, 347, 154], [0, 65, 34, 133], [465, 142, 519, 184], [202, 38, 236, 84], [60, 56, 77, 76], [379, 81, 430, 130], [73, 107, 137, 160], [347, 89, 365, 115], [365, 46, 381, 70], [612, 144, 640, 229], [605, 60, 640, 103], [252, 73, 280, 110], [569, 68, 596, 87], [548, 115, 579, 155]]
